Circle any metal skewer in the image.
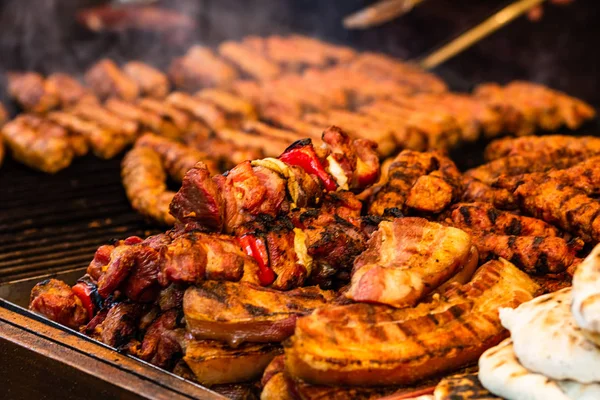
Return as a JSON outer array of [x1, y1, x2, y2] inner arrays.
[[418, 0, 547, 70], [343, 0, 425, 29]]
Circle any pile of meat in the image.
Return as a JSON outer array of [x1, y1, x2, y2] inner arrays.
[[28, 128, 600, 399]]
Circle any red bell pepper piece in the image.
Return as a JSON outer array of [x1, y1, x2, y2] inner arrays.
[[279, 140, 337, 192], [238, 234, 276, 286], [124, 236, 143, 245], [72, 282, 96, 319]]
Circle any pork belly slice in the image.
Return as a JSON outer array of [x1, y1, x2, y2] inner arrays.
[[346, 217, 472, 308], [286, 259, 539, 387], [183, 281, 334, 346], [182, 339, 281, 386]]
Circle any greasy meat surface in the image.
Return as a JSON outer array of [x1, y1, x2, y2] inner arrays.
[[7, 71, 59, 112], [183, 281, 334, 346], [128, 309, 182, 369], [105, 98, 180, 140], [346, 217, 472, 308], [484, 135, 600, 161], [285, 259, 539, 387], [29, 279, 88, 329], [84, 59, 140, 101], [88, 302, 144, 348], [168, 46, 239, 90], [369, 150, 462, 216], [123, 61, 170, 99], [445, 202, 560, 237]]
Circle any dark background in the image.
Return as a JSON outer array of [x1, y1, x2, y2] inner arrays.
[[0, 0, 598, 104]]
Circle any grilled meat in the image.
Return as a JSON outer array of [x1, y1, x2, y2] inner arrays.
[[123, 61, 170, 99], [85, 59, 140, 101], [218, 41, 282, 81], [474, 81, 595, 135], [121, 146, 176, 225], [105, 98, 180, 140], [433, 372, 498, 400], [472, 234, 582, 275], [369, 150, 462, 216], [46, 73, 97, 107], [70, 101, 139, 140], [461, 176, 516, 210], [217, 128, 293, 157], [285, 259, 539, 387], [7, 71, 59, 113], [47, 111, 130, 159], [165, 91, 227, 130], [168, 46, 239, 90], [445, 202, 560, 237], [196, 88, 258, 121], [346, 218, 472, 308], [1, 114, 76, 173], [183, 281, 334, 346], [87, 302, 145, 348], [29, 279, 89, 329], [136, 97, 193, 132], [484, 134, 600, 161], [182, 339, 281, 385], [128, 309, 183, 369]]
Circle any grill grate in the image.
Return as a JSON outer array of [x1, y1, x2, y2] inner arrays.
[[0, 154, 161, 282]]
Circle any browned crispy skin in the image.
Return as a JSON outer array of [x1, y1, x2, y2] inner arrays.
[[485, 135, 600, 161], [465, 154, 586, 185], [285, 259, 539, 387], [7, 71, 60, 112], [182, 339, 281, 385], [475, 81, 595, 135], [46, 73, 98, 108], [104, 98, 181, 140], [461, 176, 516, 210], [48, 111, 129, 159], [513, 180, 600, 243], [121, 146, 175, 225], [2, 114, 75, 173], [349, 52, 448, 94], [218, 41, 282, 81], [29, 279, 88, 329], [369, 150, 462, 216], [445, 202, 560, 237], [183, 281, 334, 346], [168, 46, 239, 90], [166, 91, 227, 130], [123, 61, 170, 99], [85, 59, 140, 101], [136, 133, 217, 180], [472, 234, 582, 275], [346, 218, 472, 308]]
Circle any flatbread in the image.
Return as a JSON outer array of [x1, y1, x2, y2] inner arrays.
[[479, 339, 600, 400], [500, 288, 600, 383], [572, 244, 600, 334], [434, 372, 499, 399]]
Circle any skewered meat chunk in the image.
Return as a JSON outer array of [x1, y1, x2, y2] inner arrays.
[[122, 146, 176, 225], [184, 281, 334, 346], [195, 88, 257, 121], [348, 52, 448, 94], [85, 59, 140, 101], [7, 71, 60, 113], [183, 339, 281, 385], [484, 135, 600, 161], [471, 234, 582, 275], [47, 111, 129, 159], [218, 41, 282, 81], [346, 217, 473, 308], [105, 98, 181, 140], [123, 61, 170, 99], [29, 279, 89, 329], [445, 202, 560, 237], [474, 81, 595, 135], [1, 114, 75, 173], [285, 259, 539, 387], [168, 46, 239, 90], [166, 92, 227, 130], [369, 150, 462, 216], [46, 73, 97, 107]]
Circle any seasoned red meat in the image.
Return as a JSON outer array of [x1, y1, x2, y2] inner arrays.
[[29, 279, 88, 329]]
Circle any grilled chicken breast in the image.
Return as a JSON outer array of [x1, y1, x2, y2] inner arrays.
[[286, 259, 539, 387], [346, 217, 472, 308]]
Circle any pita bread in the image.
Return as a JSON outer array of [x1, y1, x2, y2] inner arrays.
[[500, 288, 600, 383], [573, 244, 600, 333], [433, 372, 499, 399], [479, 338, 600, 400]]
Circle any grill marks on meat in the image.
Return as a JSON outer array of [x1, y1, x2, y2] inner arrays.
[[85, 59, 140, 101], [474, 82, 595, 136], [461, 176, 515, 210], [285, 259, 539, 387], [29, 279, 89, 329], [369, 150, 462, 216], [346, 218, 472, 308], [7, 71, 60, 112], [183, 281, 334, 346]]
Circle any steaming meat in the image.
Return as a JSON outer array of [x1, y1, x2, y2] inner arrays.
[[168, 46, 239, 90], [123, 61, 170, 99], [7, 71, 59, 113], [85, 59, 140, 101], [1, 114, 75, 173]]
